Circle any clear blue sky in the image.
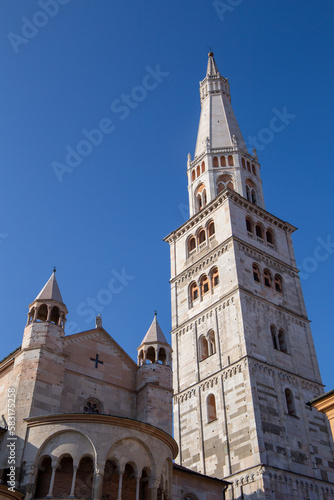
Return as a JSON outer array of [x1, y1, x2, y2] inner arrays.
[[1, 1, 334, 389]]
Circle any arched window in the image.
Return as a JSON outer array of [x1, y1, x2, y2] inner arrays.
[[188, 236, 196, 254], [195, 184, 206, 213], [228, 155, 234, 166], [103, 460, 119, 500], [246, 179, 257, 205], [242, 158, 246, 168], [278, 329, 288, 353], [255, 224, 264, 239], [253, 264, 260, 283], [285, 389, 296, 416], [158, 347, 166, 364], [35, 456, 52, 499], [200, 275, 210, 296], [196, 165, 200, 177], [147, 346, 156, 363], [36, 304, 47, 322], [123, 464, 137, 500], [266, 229, 274, 245], [263, 269, 272, 288], [201, 161, 205, 173], [208, 331, 216, 355], [207, 394, 217, 422], [208, 221, 215, 238], [198, 229, 206, 245], [50, 306, 60, 325], [271, 325, 278, 350], [247, 161, 251, 172], [191, 170, 195, 181], [200, 336, 209, 360], [246, 217, 253, 234], [213, 156, 219, 167], [53, 456, 73, 498], [217, 174, 234, 194], [190, 282, 199, 303], [275, 274, 283, 293], [75, 457, 94, 499], [252, 164, 256, 175], [211, 267, 219, 288], [220, 156, 226, 167]]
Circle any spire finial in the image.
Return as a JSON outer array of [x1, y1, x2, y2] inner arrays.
[[53, 266, 56, 273], [154, 310, 157, 317]]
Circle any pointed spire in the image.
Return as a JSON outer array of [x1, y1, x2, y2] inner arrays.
[[141, 313, 169, 346], [206, 51, 220, 77], [137, 313, 172, 366], [194, 52, 247, 158], [34, 269, 64, 304]]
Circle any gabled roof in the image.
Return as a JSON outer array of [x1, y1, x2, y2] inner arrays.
[[139, 314, 169, 347], [34, 271, 64, 303]]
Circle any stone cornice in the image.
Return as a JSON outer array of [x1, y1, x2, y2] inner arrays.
[[170, 239, 232, 285], [235, 237, 299, 275], [172, 289, 237, 335], [164, 189, 296, 244], [241, 289, 309, 325], [25, 413, 178, 458], [188, 146, 259, 171]]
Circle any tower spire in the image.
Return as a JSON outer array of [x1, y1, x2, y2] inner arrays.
[[187, 52, 264, 217]]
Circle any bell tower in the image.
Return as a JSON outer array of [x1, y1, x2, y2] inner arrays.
[[165, 53, 334, 498]]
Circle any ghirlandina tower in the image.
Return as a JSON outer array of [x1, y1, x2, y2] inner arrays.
[[164, 52, 334, 499]]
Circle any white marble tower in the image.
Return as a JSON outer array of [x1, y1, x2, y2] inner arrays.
[[165, 52, 334, 499]]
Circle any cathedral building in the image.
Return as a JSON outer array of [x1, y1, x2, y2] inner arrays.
[[164, 52, 334, 498], [0, 52, 334, 500]]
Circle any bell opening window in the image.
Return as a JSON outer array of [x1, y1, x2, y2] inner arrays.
[[285, 389, 296, 416], [207, 394, 217, 422], [253, 264, 260, 283], [263, 269, 272, 288]]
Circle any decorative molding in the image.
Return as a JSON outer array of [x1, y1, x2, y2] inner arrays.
[[171, 242, 231, 285], [237, 240, 298, 277], [173, 295, 236, 337], [222, 363, 242, 380], [164, 188, 296, 244], [200, 376, 218, 391], [25, 413, 178, 458], [251, 359, 323, 394]]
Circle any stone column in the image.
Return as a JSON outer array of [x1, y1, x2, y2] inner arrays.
[[135, 476, 140, 500], [69, 465, 78, 498], [46, 306, 52, 322], [117, 471, 123, 500], [148, 478, 158, 500], [92, 467, 104, 500], [46, 465, 57, 498]]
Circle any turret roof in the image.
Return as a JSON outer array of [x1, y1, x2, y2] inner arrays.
[[34, 270, 64, 303], [139, 313, 169, 347]]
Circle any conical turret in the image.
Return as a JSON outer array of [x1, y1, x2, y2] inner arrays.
[[26, 270, 67, 329], [137, 313, 172, 366]]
